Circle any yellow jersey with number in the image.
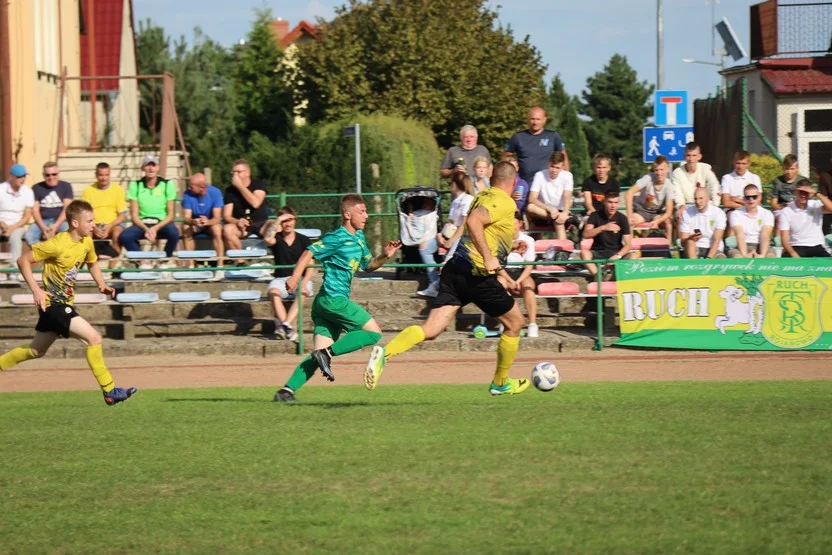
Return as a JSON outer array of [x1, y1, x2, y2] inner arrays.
[[31, 232, 97, 306], [452, 187, 515, 276]]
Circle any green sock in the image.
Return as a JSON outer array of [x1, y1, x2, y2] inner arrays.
[[284, 355, 319, 392], [329, 330, 382, 357]]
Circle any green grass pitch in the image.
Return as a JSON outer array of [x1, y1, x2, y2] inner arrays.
[[1, 381, 830, 553]]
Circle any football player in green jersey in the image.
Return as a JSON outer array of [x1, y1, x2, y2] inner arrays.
[[273, 194, 401, 402]]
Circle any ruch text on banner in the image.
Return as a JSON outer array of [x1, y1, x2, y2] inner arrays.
[[615, 258, 832, 350]]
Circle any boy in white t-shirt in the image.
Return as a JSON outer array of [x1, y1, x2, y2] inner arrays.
[[625, 155, 674, 238], [525, 152, 573, 240], [721, 150, 762, 211], [727, 184, 775, 258], [679, 187, 727, 259], [778, 180, 832, 258]]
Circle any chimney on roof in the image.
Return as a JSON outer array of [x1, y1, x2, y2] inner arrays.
[[270, 18, 289, 42]]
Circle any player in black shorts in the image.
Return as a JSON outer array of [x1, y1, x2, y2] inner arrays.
[[365, 162, 530, 396]]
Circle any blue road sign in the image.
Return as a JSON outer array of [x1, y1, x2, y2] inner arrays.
[[643, 126, 694, 163], [654, 90, 689, 126]]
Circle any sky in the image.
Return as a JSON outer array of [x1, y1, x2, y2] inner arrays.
[[133, 0, 756, 109]]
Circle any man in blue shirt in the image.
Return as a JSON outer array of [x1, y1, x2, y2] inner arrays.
[[504, 106, 569, 185], [181, 173, 224, 264]]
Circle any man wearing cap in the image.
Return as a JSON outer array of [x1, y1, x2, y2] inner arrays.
[[778, 179, 832, 258], [0, 164, 35, 280], [119, 155, 179, 262], [25, 161, 73, 246]]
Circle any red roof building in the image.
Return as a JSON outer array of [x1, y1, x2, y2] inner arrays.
[[758, 57, 832, 95], [269, 19, 319, 50], [80, 0, 137, 92]]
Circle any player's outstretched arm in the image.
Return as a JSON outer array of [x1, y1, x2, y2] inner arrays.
[[88, 261, 116, 298], [365, 240, 402, 272]]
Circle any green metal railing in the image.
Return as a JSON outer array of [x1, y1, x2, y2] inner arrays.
[[0, 258, 615, 353]]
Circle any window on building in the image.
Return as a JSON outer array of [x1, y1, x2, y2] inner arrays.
[[804, 109, 832, 133], [809, 141, 832, 174], [34, 0, 60, 76]]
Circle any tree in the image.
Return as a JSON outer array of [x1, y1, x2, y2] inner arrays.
[[580, 54, 653, 185], [136, 19, 171, 145], [544, 74, 592, 182], [136, 21, 240, 176], [232, 9, 295, 145], [296, 0, 546, 155]]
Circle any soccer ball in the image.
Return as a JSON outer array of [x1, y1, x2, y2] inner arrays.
[[531, 361, 560, 392]]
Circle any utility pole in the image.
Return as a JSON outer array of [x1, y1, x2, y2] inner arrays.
[[657, 0, 665, 90]]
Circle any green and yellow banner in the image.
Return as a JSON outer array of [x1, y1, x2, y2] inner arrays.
[[615, 258, 832, 350]]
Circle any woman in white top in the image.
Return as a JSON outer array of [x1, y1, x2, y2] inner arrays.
[[439, 172, 475, 261], [417, 173, 474, 298]]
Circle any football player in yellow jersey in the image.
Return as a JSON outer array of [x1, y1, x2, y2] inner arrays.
[[0, 200, 137, 405], [365, 161, 530, 395]]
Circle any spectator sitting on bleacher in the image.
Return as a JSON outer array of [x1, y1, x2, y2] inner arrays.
[[472, 156, 491, 193], [727, 184, 775, 258], [778, 179, 832, 258], [581, 154, 621, 218], [625, 155, 673, 238], [119, 155, 179, 266], [25, 161, 72, 246], [81, 162, 127, 257], [818, 160, 832, 236], [502, 152, 530, 214], [679, 187, 726, 259], [671, 142, 720, 221], [720, 151, 761, 236], [580, 190, 632, 278], [437, 172, 475, 261], [0, 164, 34, 281], [223, 159, 268, 252], [526, 151, 573, 240], [181, 173, 224, 266], [262, 206, 314, 341], [499, 211, 539, 338], [769, 154, 807, 216]]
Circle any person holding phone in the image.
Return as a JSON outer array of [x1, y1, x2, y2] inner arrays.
[[679, 187, 727, 259]]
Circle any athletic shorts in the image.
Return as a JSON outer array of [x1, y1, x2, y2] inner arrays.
[[591, 248, 618, 260], [506, 267, 525, 282], [430, 261, 514, 318], [633, 203, 661, 222], [267, 277, 314, 299], [35, 303, 79, 338], [311, 295, 372, 340]]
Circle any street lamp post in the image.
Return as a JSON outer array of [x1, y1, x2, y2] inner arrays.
[[682, 57, 726, 90]]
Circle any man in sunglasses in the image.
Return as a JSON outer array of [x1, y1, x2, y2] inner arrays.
[[727, 184, 775, 258], [778, 180, 832, 258], [25, 162, 73, 246]]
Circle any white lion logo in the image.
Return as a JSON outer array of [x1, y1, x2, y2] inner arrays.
[[714, 285, 765, 335]]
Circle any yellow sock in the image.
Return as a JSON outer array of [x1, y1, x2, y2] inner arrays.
[[492, 334, 520, 387], [86, 344, 115, 393], [384, 325, 426, 360], [0, 345, 36, 371]]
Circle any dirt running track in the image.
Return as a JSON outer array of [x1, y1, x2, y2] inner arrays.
[[0, 349, 830, 393]]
